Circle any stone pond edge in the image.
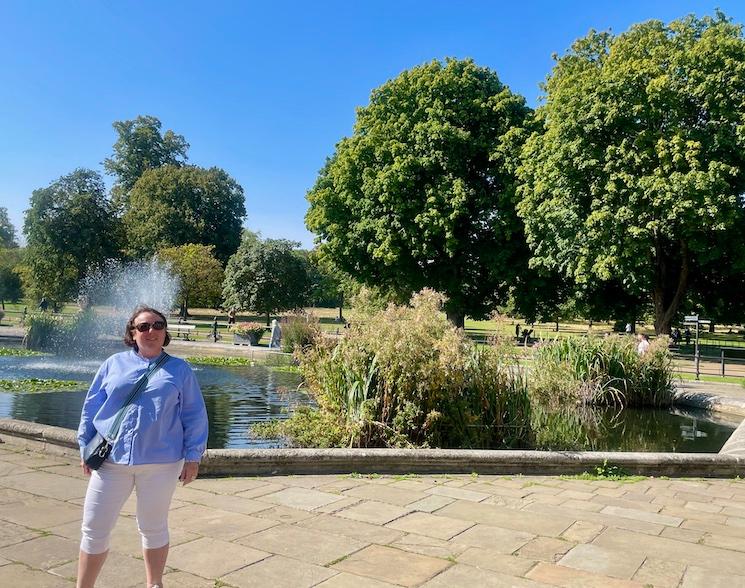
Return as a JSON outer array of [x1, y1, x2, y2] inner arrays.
[[1, 418, 744, 478]]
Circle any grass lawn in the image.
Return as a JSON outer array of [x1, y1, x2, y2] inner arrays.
[[5, 299, 745, 357], [676, 372, 745, 386]]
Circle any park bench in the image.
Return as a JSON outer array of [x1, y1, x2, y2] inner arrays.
[[170, 324, 196, 341]]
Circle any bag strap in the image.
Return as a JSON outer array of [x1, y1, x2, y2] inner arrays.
[[105, 352, 170, 441]]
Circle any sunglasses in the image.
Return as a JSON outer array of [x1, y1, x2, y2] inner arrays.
[[134, 321, 166, 333]]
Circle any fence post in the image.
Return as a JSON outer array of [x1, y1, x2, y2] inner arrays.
[[721, 349, 726, 377]]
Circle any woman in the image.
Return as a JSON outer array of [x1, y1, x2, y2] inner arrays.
[[76, 305, 208, 588]]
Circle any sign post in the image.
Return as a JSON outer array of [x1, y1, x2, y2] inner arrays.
[[684, 315, 711, 380]]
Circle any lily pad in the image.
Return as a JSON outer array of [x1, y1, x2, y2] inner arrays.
[[0, 378, 85, 392]]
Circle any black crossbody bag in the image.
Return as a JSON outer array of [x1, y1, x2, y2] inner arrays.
[[83, 353, 170, 470]]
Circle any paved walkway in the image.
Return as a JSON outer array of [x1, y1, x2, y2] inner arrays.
[[1, 444, 745, 587]]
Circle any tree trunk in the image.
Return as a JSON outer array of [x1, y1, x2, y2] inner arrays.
[[555, 320, 559, 332], [652, 238, 689, 335], [446, 309, 465, 329], [709, 322, 716, 333], [266, 312, 271, 326], [338, 292, 344, 322]]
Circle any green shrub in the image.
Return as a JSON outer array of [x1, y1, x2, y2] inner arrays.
[[271, 290, 532, 449], [24, 310, 99, 354], [281, 314, 320, 353], [531, 336, 674, 408], [251, 406, 348, 448], [24, 313, 64, 351]]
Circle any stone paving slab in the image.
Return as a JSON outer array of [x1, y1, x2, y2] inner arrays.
[[1, 444, 745, 586], [50, 551, 145, 587], [332, 544, 451, 586], [221, 553, 335, 587], [236, 523, 369, 565], [390, 532, 470, 559], [0, 562, 74, 586], [0, 534, 78, 570], [422, 563, 553, 587]]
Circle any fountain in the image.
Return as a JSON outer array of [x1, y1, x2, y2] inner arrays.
[[25, 258, 180, 355], [2, 257, 309, 448]]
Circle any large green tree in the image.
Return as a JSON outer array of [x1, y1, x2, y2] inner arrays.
[[0, 207, 18, 248], [222, 234, 310, 324], [157, 243, 225, 316], [306, 58, 531, 327], [104, 115, 189, 209], [518, 13, 745, 334], [302, 249, 360, 321], [0, 247, 24, 307], [23, 169, 119, 303], [123, 165, 246, 263]]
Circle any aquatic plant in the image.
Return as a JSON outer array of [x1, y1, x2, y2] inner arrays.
[[0, 347, 42, 357], [265, 290, 533, 449], [0, 378, 85, 392], [531, 335, 674, 408]]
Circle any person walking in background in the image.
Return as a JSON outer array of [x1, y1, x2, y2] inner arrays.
[[685, 327, 692, 346], [76, 305, 208, 588], [637, 333, 650, 355], [227, 307, 236, 325]]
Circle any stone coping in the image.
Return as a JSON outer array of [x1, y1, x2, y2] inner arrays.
[[673, 387, 745, 417], [1, 418, 743, 478]]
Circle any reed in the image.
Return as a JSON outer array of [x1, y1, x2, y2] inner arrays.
[[531, 335, 674, 408]]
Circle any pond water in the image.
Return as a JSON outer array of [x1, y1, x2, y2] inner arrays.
[[0, 351, 309, 448], [0, 350, 740, 451]]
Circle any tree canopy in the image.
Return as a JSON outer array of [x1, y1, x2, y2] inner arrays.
[[0, 247, 24, 305], [518, 12, 745, 333], [157, 243, 224, 315], [23, 169, 119, 303], [0, 208, 17, 248], [123, 165, 246, 263], [306, 58, 532, 327], [104, 115, 189, 209], [222, 233, 310, 324]]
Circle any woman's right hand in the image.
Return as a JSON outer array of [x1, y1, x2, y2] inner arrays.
[[80, 460, 92, 476]]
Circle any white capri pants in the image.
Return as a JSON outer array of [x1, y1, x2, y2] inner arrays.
[[80, 460, 184, 554]]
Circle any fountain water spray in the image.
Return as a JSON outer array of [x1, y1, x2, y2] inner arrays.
[[81, 257, 180, 317], [24, 257, 180, 357]]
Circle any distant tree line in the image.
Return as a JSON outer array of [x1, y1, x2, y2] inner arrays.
[[3, 115, 343, 319], [3, 11, 745, 333]]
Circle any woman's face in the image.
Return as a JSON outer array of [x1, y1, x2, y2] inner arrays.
[[131, 311, 167, 357]]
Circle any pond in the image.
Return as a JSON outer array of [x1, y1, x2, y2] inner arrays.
[[0, 350, 309, 448], [0, 349, 740, 451]]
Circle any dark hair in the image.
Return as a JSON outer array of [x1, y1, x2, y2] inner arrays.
[[123, 305, 171, 349]]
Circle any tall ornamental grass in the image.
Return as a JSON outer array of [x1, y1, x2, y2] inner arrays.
[[531, 335, 674, 408], [24, 310, 98, 354], [281, 314, 321, 353], [269, 290, 532, 449]]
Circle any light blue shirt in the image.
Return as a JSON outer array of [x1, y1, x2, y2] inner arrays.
[[77, 350, 208, 464]]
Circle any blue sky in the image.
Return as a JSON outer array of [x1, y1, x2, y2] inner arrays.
[[2, 1, 744, 248]]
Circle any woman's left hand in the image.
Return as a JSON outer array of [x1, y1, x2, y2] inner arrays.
[[179, 461, 199, 485]]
